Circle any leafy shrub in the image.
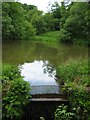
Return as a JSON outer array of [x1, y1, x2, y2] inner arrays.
[[59, 29, 72, 44], [54, 104, 74, 120], [56, 59, 89, 85], [2, 64, 31, 120], [56, 59, 90, 120]]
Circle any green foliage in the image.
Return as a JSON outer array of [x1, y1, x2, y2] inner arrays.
[[57, 59, 89, 84], [60, 2, 70, 29], [59, 2, 89, 45], [51, 2, 61, 30], [56, 59, 90, 120], [21, 4, 37, 11], [40, 117, 45, 120], [54, 104, 74, 120], [59, 29, 71, 44], [2, 2, 36, 41], [2, 64, 31, 120], [2, 2, 89, 44], [36, 31, 60, 41], [2, 2, 61, 41]]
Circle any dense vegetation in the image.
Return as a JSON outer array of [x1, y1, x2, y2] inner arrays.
[[1, 65, 31, 120], [2, 1, 89, 120], [55, 59, 90, 120], [59, 2, 89, 45], [2, 2, 89, 45], [36, 31, 60, 42], [2, 2, 60, 41]]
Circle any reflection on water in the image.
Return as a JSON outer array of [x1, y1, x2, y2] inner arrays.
[[19, 60, 57, 86], [30, 85, 60, 94], [3, 41, 88, 94], [19, 60, 60, 94], [2, 41, 88, 65]]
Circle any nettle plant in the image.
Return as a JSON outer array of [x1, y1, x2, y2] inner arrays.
[[2, 64, 31, 120]]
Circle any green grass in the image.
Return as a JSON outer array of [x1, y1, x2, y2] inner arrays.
[[35, 31, 60, 42]]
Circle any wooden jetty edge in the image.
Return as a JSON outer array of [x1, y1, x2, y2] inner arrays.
[[30, 98, 68, 102], [30, 93, 68, 102]]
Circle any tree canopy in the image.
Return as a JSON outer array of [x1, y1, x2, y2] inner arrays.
[[59, 2, 89, 45], [2, 2, 89, 45]]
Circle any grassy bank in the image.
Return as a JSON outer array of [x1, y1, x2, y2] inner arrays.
[[35, 31, 89, 46], [35, 31, 60, 42], [55, 59, 90, 120]]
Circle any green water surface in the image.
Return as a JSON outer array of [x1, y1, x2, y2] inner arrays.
[[2, 40, 88, 66], [2, 40, 88, 94]]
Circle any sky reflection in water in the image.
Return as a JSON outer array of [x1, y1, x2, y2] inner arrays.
[[20, 60, 58, 86]]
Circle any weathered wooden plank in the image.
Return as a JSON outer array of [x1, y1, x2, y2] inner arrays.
[[30, 98, 68, 102]]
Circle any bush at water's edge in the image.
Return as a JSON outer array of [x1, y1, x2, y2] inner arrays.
[[54, 59, 90, 120], [1, 64, 31, 120]]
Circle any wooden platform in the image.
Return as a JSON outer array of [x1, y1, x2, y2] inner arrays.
[[30, 93, 68, 102], [23, 93, 68, 120], [30, 98, 68, 102]]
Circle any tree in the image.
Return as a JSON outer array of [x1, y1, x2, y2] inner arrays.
[[2, 3, 15, 40], [59, 2, 89, 45], [2, 2, 36, 41], [51, 2, 61, 30]]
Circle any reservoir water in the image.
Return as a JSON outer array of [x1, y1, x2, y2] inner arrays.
[[3, 40, 88, 94]]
